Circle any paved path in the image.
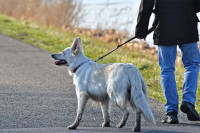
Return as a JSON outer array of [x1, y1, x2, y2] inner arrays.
[[0, 33, 200, 133]]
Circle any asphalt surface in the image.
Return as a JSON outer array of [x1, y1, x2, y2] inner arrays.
[[0, 33, 200, 133]]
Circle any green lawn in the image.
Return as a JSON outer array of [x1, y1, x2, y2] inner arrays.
[[0, 14, 199, 113]]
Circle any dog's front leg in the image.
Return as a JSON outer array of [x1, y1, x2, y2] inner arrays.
[[100, 100, 110, 127], [68, 91, 89, 129]]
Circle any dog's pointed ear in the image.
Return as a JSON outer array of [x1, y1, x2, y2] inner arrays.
[[71, 37, 82, 55]]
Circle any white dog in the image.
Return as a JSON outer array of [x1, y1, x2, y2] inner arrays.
[[51, 37, 155, 132]]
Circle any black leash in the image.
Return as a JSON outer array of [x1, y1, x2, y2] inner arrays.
[[94, 27, 154, 62]]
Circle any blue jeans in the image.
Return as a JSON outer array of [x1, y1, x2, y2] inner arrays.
[[158, 42, 200, 113]]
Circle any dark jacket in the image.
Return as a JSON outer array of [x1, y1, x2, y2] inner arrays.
[[135, 0, 200, 45]]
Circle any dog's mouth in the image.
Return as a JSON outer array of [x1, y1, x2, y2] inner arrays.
[[55, 60, 67, 65]]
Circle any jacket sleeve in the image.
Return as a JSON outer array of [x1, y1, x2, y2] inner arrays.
[[135, 0, 155, 38], [194, 0, 200, 13]]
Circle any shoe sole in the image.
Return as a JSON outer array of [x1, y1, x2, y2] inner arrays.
[[162, 120, 178, 124], [187, 114, 199, 121]]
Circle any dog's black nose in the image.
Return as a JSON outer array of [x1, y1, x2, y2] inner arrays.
[[51, 54, 55, 58]]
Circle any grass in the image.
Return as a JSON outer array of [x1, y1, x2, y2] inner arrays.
[[0, 14, 199, 113]]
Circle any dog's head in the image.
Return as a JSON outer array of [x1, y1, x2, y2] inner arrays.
[[51, 37, 83, 66]]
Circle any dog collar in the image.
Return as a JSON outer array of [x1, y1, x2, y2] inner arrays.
[[73, 60, 90, 73]]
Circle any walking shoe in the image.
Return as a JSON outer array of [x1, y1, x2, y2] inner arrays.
[[162, 111, 178, 124], [180, 101, 200, 121]]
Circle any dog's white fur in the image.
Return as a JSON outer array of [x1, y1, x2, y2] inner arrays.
[[51, 37, 155, 132]]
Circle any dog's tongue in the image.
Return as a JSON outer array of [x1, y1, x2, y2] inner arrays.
[[55, 60, 67, 65]]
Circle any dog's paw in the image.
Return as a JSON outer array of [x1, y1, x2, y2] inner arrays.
[[67, 125, 77, 130], [132, 126, 140, 132], [116, 123, 125, 128], [102, 122, 110, 127]]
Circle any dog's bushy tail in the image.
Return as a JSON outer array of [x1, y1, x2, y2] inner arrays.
[[130, 74, 156, 124]]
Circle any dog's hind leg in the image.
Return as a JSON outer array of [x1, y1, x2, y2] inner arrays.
[[68, 91, 89, 130], [116, 98, 129, 128], [100, 100, 110, 127], [132, 109, 141, 132], [129, 102, 141, 132]]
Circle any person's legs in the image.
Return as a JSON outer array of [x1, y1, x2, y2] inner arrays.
[[158, 45, 179, 113], [179, 42, 200, 121], [179, 42, 200, 105]]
